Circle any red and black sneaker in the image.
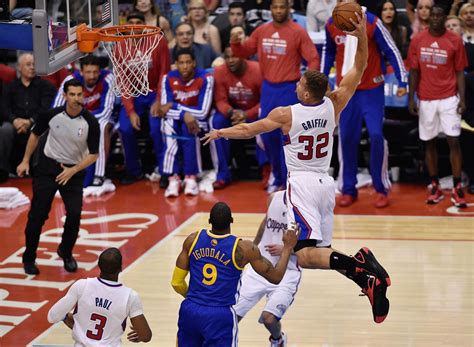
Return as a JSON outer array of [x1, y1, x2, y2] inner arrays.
[[360, 275, 390, 324], [426, 184, 444, 204], [451, 184, 467, 208], [353, 247, 391, 287]]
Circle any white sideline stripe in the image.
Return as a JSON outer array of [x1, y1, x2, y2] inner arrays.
[[28, 213, 203, 347]]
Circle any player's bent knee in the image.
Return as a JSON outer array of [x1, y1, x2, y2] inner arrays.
[[260, 311, 278, 326]]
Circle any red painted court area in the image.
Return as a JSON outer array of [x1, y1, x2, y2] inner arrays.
[[0, 179, 472, 346]]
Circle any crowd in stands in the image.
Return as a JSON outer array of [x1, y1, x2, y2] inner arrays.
[[1, 0, 474, 206]]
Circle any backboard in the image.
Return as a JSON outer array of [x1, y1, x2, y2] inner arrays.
[[32, 0, 118, 75]]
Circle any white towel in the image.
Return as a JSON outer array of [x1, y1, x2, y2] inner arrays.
[[0, 193, 30, 209], [0, 187, 20, 201], [341, 6, 366, 77], [83, 180, 116, 197]]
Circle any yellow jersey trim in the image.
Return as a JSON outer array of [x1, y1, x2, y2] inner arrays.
[[188, 230, 203, 256], [206, 230, 232, 239], [232, 237, 244, 270]]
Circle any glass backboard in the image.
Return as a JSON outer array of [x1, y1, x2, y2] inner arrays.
[[33, 0, 118, 75]]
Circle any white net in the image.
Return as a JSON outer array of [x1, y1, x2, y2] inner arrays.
[[100, 26, 163, 98]]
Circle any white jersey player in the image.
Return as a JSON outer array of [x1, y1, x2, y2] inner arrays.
[[203, 13, 393, 324], [234, 191, 301, 347], [47, 248, 152, 345]]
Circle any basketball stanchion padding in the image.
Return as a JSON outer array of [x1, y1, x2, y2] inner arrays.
[[76, 24, 164, 98]]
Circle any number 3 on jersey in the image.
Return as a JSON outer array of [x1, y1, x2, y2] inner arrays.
[[86, 313, 107, 340], [297, 133, 329, 160], [202, 263, 217, 285]]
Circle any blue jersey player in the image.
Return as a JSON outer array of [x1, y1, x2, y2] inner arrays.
[[171, 202, 298, 346]]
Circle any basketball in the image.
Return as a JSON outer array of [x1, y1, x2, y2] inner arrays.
[[332, 1, 363, 32]]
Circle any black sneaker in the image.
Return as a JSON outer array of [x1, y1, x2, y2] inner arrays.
[[120, 173, 144, 185], [91, 176, 105, 186], [57, 247, 78, 272], [24, 262, 40, 275], [353, 247, 391, 287], [159, 175, 169, 189], [360, 275, 390, 324]]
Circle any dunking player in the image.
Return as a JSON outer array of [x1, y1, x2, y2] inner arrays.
[[234, 191, 301, 347], [47, 248, 152, 345], [203, 13, 392, 323], [171, 202, 298, 346]]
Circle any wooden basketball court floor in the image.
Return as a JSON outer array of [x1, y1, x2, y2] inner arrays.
[[0, 180, 473, 346]]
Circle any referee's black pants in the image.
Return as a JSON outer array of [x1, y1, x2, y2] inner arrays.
[[22, 156, 85, 264]]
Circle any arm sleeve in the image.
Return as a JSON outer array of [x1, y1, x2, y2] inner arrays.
[[320, 23, 336, 75], [173, 75, 214, 121], [31, 108, 56, 136], [230, 28, 259, 58], [214, 69, 232, 116], [39, 80, 57, 120], [92, 73, 115, 121], [52, 75, 73, 108], [299, 28, 320, 70], [373, 19, 408, 87], [47, 279, 85, 323], [85, 113, 100, 154], [121, 97, 135, 116], [245, 102, 260, 120], [155, 40, 171, 98], [454, 38, 468, 72], [127, 290, 144, 318]]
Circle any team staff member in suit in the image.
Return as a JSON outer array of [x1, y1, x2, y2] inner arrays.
[[230, 0, 320, 193], [322, 0, 408, 208], [17, 79, 100, 275], [171, 202, 298, 346]]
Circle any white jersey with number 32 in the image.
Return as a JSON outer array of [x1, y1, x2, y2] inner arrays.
[[284, 97, 336, 174]]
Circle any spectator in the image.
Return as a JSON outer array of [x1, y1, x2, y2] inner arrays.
[[459, 3, 474, 43], [231, 0, 320, 193], [0, 64, 16, 183], [244, 0, 272, 32], [160, 48, 214, 198], [186, 0, 222, 54], [215, 2, 248, 52], [134, 0, 174, 46], [3, 53, 56, 172], [322, 0, 408, 208], [53, 55, 115, 188], [306, 0, 337, 32], [377, 0, 409, 58], [211, 45, 264, 189], [118, 13, 171, 186], [156, 0, 187, 31], [171, 22, 218, 69], [9, 0, 34, 19], [408, 5, 468, 207], [445, 14, 464, 35], [408, 0, 433, 38]]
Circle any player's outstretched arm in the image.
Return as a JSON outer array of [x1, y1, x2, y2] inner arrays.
[[201, 107, 290, 145], [239, 225, 299, 284], [328, 12, 368, 124], [171, 232, 197, 298], [128, 315, 152, 343], [47, 280, 83, 325]]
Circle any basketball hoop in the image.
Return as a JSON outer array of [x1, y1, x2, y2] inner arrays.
[[76, 24, 164, 98]]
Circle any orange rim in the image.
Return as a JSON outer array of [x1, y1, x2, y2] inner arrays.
[[76, 24, 162, 52]]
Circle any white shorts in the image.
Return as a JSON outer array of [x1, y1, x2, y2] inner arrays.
[[233, 267, 301, 320], [418, 95, 462, 141], [286, 172, 335, 247]]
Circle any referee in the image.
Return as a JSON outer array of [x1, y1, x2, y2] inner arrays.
[[17, 78, 100, 275]]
